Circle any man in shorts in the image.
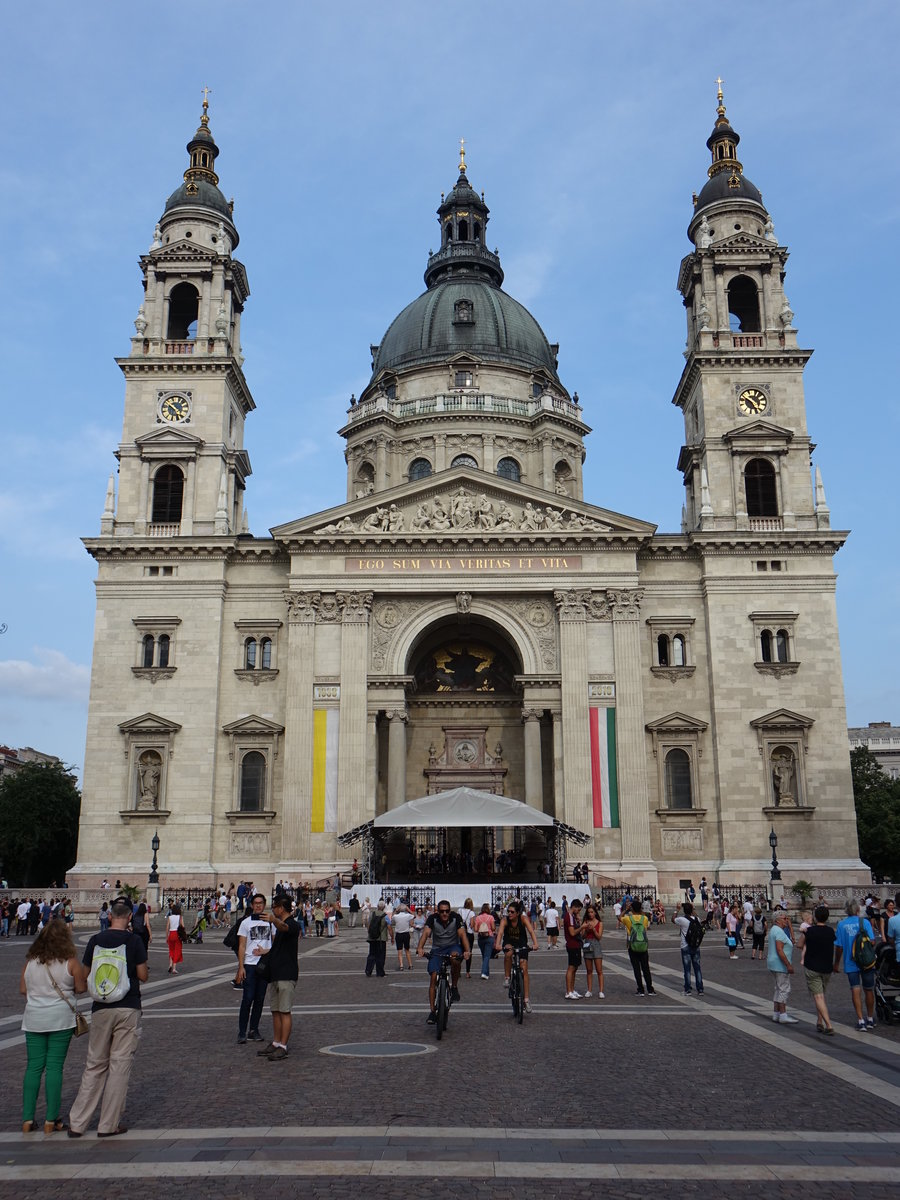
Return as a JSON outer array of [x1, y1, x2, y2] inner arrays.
[[416, 900, 470, 1023], [255, 893, 301, 1060], [834, 900, 877, 1031], [392, 902, 413, 971], [563, 898, 584, 999]]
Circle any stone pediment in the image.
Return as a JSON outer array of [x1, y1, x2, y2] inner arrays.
[[222, 715, 285, 736], [135, 427, 204, 450], [749, 708, 814, 731], [645, 712, 709, 735], [723, 420, 793, 446], [271, 468, 656, 543], [118, 712, 182, 737]]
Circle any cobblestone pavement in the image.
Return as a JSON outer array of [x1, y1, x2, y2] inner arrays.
[[2, 917, 899, 1198]]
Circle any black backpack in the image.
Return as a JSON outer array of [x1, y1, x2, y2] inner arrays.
[[685, 916, 705, 950], [224, 919, 241, 955]]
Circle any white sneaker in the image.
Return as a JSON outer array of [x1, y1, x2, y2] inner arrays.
[[524, 1000, 533, 1013], [778, 1013, 799, 1024], [480, 974, 489, 980], [597, 991, 605, 999], [772, 1013, 780, 1022], [583, 991, 592, 998], [565, 991, 582, 1000]]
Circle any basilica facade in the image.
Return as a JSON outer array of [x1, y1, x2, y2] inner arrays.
[[72, 91, 866, 893]]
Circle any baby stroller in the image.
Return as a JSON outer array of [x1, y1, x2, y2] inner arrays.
[[186, 910, 207, 944], [873, 943, 900, 1025]]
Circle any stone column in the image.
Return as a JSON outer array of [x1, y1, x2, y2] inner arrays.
[[554, 589, 592, 836], [607, 588, 653, 865], [522, 708, 544, 809], [182, 459, 196, 535], [137, 461, 150, 534], [550, 708, 564, 818], [365, 707, 379, 821], [435, 433, 447, 472], [336, 591, 373, 832], [542, 436, 554, 491], [482, 433, 495, 474], [280, 591, 319, 864], [375, 436, 388, 490], [386, 708, 408, 810]]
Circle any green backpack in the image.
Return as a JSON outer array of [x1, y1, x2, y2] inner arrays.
[[628, 917, 649, 953], [852, 919, 877, 970]]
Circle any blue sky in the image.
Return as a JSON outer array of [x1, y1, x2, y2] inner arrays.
[[1, 2, 898, 776]]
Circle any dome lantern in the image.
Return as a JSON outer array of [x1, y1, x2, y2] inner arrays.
[[424, 142, 504, 289]]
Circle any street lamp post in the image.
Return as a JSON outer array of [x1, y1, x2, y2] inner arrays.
[[149, 831, 160, 884], [768, 826, 781, 882]]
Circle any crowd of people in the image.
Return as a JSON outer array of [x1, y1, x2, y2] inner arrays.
[[1, 896, 74, 937], [13, 880, 900, 1135]]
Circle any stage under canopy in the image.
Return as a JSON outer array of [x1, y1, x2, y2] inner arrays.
[[338, 786, 588, 884]]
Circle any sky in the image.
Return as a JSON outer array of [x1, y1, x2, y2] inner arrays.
[[1, 2, 898, 778]]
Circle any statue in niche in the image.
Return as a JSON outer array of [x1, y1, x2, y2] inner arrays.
[[137, 750, 162, 810], [697, 214, 712, 249], [771, 749, 797, 806]]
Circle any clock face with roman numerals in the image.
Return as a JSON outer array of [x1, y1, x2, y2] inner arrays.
[[738, 387, 768, 416], [159, 394, 191, 423]]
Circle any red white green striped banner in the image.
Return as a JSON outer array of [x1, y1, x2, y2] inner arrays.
[[589, 707, 619, 828]]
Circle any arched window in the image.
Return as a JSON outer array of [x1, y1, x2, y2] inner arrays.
[[166, 282, 199, 340], [672, 635, 686, 667], [474, 220, 481, 241], [496, 457, 520, 482], [156, 634, 170, 669], [657, 634, 670, 667], [445, 223, 452, 243], [745, 459, 777, 517], [458, 219, 468, 241], [151, 465, 185, 524], [239, 751, 266, 812], [260, 638, 272, 670], [665, 748, 693, 809], [760, 629, 773, 663], [452, 454, 478, 469], [142, 634, 155, 668], [409, 457, 432, 481], [244, 637, 257, 669], [776, 629, 790, 663], [727, 275, 761, 333]]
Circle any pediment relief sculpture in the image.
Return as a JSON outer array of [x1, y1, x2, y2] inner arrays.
[[314, 487, 610, 537]]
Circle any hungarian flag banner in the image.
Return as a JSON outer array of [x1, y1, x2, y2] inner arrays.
[[589, 707, 619, 828]]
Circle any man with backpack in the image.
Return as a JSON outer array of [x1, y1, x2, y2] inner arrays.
[[833, 899, 877, 1031], [67, 896, 148, 1138], [619, 898, 655, 996], [674, 902, 705, 995]]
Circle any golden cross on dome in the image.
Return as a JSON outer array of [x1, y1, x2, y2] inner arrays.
[[715, 76, 724, 103], [459, 137, 466, 173], [201, 85, 211, 110]]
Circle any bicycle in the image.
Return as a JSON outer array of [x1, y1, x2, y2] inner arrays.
[[507, 945, 527, 1023], [434, 954, 454, 1040]]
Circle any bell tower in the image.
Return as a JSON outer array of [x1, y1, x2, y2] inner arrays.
[[107, 95, 255, 539], [672, 83, 829, 535]]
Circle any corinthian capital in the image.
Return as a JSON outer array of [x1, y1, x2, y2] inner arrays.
[[284, 590, 320, 624], [606, 587, 644, 620], [553, 588, 591, 621], [336, 591, 374, 623]]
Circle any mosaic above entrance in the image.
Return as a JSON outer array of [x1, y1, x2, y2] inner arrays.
[[414, 642, 517, 694]]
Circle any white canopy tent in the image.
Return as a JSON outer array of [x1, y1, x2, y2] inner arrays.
[[372, 787, 556, 830]]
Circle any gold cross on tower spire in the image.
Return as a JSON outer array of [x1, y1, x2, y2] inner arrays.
[[459, 137, 466, 173], [201, 85, 211, 113], [715, 76, 724, 102]]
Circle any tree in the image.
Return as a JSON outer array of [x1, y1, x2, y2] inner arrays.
[[0, 761, 81, 887], [851, 746, 900, 882]]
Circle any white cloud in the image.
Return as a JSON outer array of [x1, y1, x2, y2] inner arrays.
[[0, 648, 90, 704]]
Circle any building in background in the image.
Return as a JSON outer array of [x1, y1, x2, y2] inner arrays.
[[72, 89, 866, 892], [849, 723, 900, 780]]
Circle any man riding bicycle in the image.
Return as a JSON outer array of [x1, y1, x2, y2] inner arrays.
[[416, 901, 471, 1024], [494, 901, 539, 1013]]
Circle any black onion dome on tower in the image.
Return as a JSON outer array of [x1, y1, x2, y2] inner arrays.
[[162, 96, 238, 241], [369, 145, 563, 386], [693, 82, 765, 216]]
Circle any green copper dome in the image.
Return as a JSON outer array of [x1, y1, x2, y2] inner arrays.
[[369, 158, 561, 384], [372, 280, 560, 377]]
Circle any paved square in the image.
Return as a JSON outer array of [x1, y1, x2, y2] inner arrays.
[[3, 918, 899, 1198]]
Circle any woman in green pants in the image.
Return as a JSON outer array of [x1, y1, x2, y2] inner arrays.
[[20, 919, 85, 1133]]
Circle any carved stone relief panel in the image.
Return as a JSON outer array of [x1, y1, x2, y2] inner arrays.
[[230, 831, 271, 857], [661, 827, 703, 854], [507, 598, 558, 671], [370, 598, 426, 671]]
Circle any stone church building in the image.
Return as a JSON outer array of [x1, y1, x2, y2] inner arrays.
[[72, 90, 865, 893]]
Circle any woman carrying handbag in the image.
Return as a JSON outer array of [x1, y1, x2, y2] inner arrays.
[[20, 919, 86, 1134]]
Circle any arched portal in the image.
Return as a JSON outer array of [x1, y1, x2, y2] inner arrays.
[[375, 615, 556, 881]]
